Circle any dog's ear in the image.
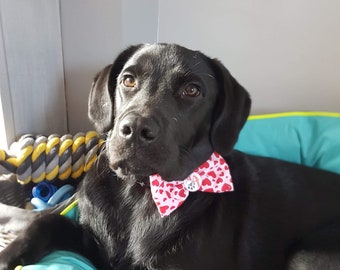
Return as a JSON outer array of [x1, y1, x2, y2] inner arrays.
[[88, 64, 113, 133], [209, 59, 251, 156], [88, 45, 143, 133]]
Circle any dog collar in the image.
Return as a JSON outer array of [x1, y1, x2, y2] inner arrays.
[[149, 152, 234, 217]]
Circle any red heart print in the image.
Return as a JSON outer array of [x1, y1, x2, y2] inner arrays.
[[202, 161, 210, 168], [179, 189, 186, 197], [202, 179, 212, 186], [152, 180, 159, 186], [208, 171, 216, 178], [160, 206, 169, 214], [222, 183, 232, 191]]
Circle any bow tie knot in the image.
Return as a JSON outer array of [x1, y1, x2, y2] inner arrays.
[[150, 152, 234, 217]]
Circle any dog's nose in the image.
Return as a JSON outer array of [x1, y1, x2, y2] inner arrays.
[[118, 115, 160, 143]]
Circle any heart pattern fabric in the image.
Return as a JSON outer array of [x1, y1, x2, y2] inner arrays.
[[149, 152, 234, 217]]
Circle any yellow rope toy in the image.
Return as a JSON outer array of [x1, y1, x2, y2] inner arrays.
[[0, 131, 104, 185]]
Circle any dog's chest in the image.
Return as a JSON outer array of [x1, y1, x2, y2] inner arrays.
[[122, 183, 182, 263], [80, 179, 183, 267]]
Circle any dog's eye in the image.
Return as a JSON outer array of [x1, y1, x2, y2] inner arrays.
[[123, 75, 137, 88], [182, 84, 200, 97]]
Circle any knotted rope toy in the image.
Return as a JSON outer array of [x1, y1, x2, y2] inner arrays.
[[0, 131, 104, 185]]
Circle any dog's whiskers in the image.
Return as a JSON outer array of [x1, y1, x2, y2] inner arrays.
[[93, 141, 112, 178]]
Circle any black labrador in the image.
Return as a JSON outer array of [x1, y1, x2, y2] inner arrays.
[[1, 43, 340, 270]]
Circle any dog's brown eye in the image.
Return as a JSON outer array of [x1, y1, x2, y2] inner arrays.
[[123, 75, 136, 88], [183, 84, 200, 97]]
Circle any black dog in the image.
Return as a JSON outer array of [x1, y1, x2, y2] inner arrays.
[[1, 43, 340, 270]]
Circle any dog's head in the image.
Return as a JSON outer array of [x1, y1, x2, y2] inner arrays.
[[89, 44, 251, 181]]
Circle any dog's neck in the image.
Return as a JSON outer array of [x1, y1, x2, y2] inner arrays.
[[136, 178, 149, 187]]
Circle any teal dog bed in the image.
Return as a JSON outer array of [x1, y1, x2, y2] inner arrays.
[[15, 251, 95, 270], [235, 112, 340, 175], [18, 112, 340, 269]]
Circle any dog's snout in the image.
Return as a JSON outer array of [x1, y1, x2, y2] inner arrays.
[[118, 115, 160, 143]]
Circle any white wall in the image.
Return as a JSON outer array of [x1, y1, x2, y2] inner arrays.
[[158, 0, 340, 113], [1, 0, 339, 146], [0, 0, 67, 147], [60, 0, 123, 133], [60, 0, 159, 133], [121, 0, 159, 48], [0, 12, 15, 149]]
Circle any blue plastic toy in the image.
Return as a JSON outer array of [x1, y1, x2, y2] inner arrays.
[[31, 181, 75, 211]]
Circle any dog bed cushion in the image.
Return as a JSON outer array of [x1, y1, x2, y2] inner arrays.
[[18, 112, 340, 269], [235, 112, 340, 174], [15, 251, 95, 270]]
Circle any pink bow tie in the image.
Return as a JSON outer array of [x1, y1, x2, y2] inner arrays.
[[149, 152, 234, 217]]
